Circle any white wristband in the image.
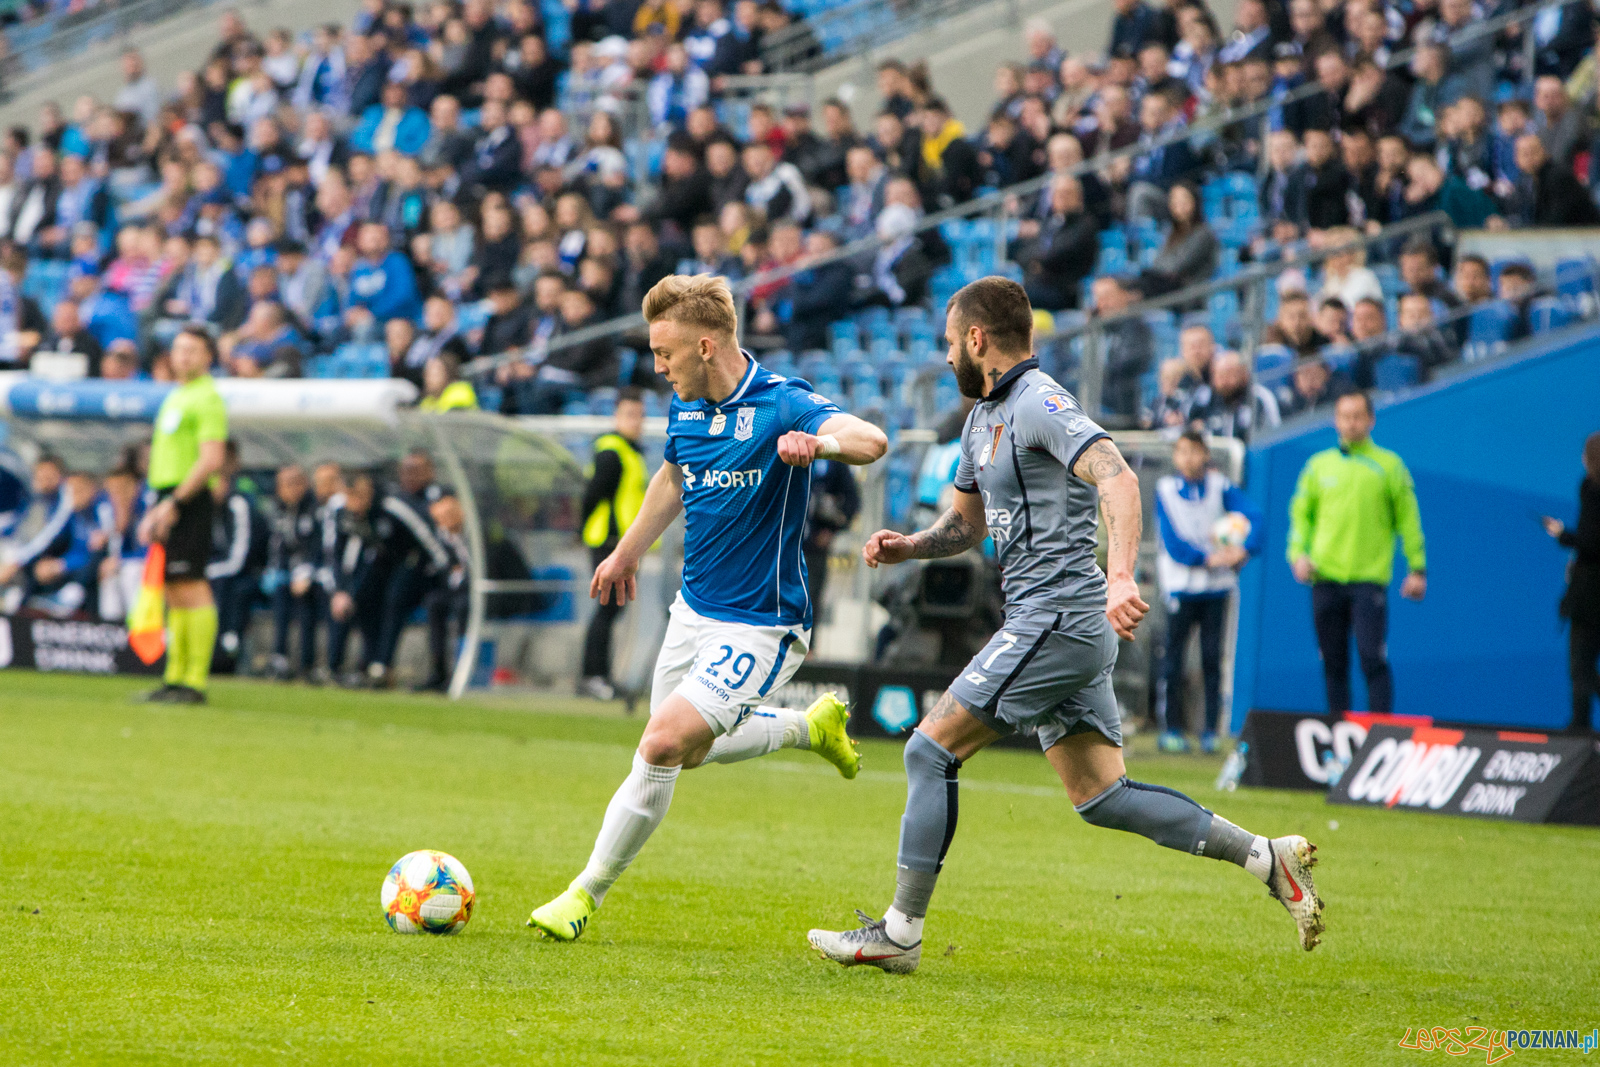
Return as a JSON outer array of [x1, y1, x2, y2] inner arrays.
[[815, 433, 842, 458]]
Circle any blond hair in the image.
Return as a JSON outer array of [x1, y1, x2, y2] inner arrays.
[[1323, 226, 1365, 267], [642, 274, 739, 338]]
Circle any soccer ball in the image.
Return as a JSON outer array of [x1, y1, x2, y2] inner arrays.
[[382, 850, 475, 934], [1211, 512, 1252, 549]]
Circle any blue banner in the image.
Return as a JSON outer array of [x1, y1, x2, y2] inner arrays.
[[3, 380, 172, 421]]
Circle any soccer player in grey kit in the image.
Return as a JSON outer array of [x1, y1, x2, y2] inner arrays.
[[808, 279, 1324, 971]]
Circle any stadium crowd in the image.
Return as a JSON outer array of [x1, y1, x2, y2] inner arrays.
[[0, 444, 474, 689], [0, 0, 1594, 435]]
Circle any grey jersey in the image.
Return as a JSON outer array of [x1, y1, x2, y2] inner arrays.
[[953, 360, 1110, 614]]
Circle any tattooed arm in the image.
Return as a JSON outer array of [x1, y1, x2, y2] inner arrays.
[[862, 488, 987, 568], [1071, 437, 1150, 639]]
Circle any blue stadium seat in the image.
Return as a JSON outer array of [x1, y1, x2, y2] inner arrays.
[[1373, 263, 1404, 297], [587, 388, 618, 416], [457, 301, 492, 333], [1371, 353, 1420, 391], [764, 349, 795, 377], [855, 306, 890, 332], [1097, 246, 1129, 274], [810, 367, 843, 398], [1253, 344, 1294, 378], [360, 344, 389, 377], [1224, 172, 1258, 201], [1529, 296, 1577, 333], [893, 306, 930, 334], [1467, 300, 1518, 345], [1555, 258, 1596, 299], [1321, 344, 1358, 377]]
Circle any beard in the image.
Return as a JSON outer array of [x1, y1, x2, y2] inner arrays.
[[953, 349, 987, 399]]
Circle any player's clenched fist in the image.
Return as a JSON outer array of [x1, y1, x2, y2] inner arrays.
[[862, 529, 917, 569], [1105, 577, 1149, 640], [591, 550, 639, 606], [777, 431, 821, 466]]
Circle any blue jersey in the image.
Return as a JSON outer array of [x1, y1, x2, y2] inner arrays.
[[664, 357, 842, 628]]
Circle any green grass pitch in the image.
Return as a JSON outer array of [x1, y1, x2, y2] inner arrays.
[[4, 670, 1596, 1065]]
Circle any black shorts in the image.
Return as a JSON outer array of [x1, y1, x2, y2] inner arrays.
[[157, 488, 214, 583]]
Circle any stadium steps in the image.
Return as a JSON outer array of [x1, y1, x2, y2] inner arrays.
[[0, 0, 365, 132], [809, 0, 1240, 132]]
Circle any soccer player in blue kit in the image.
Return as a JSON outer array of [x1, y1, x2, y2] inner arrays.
[[528, 275, 889, 940], [808, 278, 1324, 971]]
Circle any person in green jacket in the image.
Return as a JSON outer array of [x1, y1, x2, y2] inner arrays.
[[1288, 391, 1426, 713], [418, 353, 479, 412]]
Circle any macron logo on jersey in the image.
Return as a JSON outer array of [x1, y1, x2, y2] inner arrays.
[[677, 410, 705, 421]]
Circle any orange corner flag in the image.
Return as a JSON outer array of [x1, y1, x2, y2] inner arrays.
[[127, 544, 167, 665]]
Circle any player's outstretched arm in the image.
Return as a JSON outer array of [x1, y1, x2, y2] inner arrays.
[[1072, 438, 1149, 640], [591, 462, 684, 606], [777, 413, 888, 467], [863, 487, 987, 568]]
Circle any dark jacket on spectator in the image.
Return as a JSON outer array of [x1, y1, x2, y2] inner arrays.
[[1527, 159, 1600, 227], [648, 167, 716, 235], [1535, 3, 1596, 79], [709, 167, 749, 213], [914, 135, 982, 210], [39, 328, 104, 377], [1302, 159, 1353, 229], [546, 314, 619, 389], [1559, 476, 1600, 627], [1109, 1, 1159, 57], [463, 126, 523, 192], [1259, 165, 1309, 225], [1344, 73, 1410, 141], [348, 54, 391, 118], [1015, 208, 1098, 310], [1396, 325, 1457, 377], [480, 302, 534, 356], [785, 259, 855, 351], [1145, 223, 1219, 292], [1100, 314, 1154, 423]]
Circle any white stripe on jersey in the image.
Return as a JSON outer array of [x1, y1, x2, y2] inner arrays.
[[722, 358, 759, 407]]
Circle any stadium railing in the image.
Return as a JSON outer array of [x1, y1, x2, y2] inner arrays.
[[1031, 211, 1451, 416], [0, 0, 237, 92], [605, 73, 817, 187], [760, 0, 1023, 74], [1030, 210, 1600, 424], [475, 0, 1578, 390]]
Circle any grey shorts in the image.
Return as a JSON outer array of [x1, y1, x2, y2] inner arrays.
[[946, 608, 1123, 752]]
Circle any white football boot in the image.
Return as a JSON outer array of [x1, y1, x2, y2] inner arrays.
[[1267, 835, 1325, 951], [807, 910, 922, 974]]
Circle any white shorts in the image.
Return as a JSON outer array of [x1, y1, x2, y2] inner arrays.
[[651, 593, 810, 736]]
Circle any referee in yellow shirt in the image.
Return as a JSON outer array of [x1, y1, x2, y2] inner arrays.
[[138, 327, 228, 703]]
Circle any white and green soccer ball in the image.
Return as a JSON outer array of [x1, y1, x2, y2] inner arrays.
[[382, 850, 475, 934], [1211, 512, 1252, 549]]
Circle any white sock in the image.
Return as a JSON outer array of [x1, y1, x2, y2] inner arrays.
[[1245, 834, 1272, 883], [573, 753, 680, 906], [702, 706, 809, 764], [884, 906, 923, 947]]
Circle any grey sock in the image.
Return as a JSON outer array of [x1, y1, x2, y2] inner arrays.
[[1201, 814, 1258, 865], [892, 867, 941, 920], [890, 730, 961, 916], [1074, 776, 1213, 854]]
